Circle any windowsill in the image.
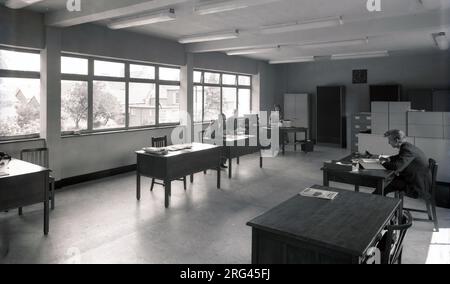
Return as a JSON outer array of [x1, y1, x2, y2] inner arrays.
[[61, 125, 180, 139], [0, 137, 44, 145]]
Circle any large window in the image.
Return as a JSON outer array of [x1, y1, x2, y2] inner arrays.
[[61, 55, 180, 134], [0, 48, 41, 140], [193, 70, 252, 123]]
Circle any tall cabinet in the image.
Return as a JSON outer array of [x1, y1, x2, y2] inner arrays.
[[316, 86, 346, 148]]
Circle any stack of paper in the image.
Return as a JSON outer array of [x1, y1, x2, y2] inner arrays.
[[300, 188, 339, 200], [359, 159, 386, 170], [142, 147, 168, 155], [166, 144, 193, 151]]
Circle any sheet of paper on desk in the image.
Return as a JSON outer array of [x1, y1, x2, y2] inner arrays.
[[300, 188, 338, 200], [359, 159, 386, 170]]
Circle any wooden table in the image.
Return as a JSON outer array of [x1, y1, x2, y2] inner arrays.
[[322, 154, 396, 196], [136, 143, 222, 208], [204, 135, 262, 179], [264, 127, 309, 155], [0, 159, 50, 235], [247, 185, 401, 264]]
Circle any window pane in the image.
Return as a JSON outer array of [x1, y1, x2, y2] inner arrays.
[[61, 57, 88, 75], [194, 71, 202, 83], [0, 49, 40, 72], [238, 89, 251, 116], [238, 75, 251, 86], [159, 85, 180, 124], [194, 86, 203, 122], [159, 67, 180, 81], [0, 78, 40, 137], [129, 83, 156, 127], [94, 60, 125, 78], [61, 81, 88, 132], [130, 64, 155, 80], [223, 87, 237, 118], [204, 72, 220, 84], [93, 81, 126, 129], [222, 74, 236, 85], [204, 86, 221, 121]]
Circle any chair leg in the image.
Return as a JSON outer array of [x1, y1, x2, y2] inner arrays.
[[18, 207, 23, 216], [425, 200, 433, 221], [151, 179, 155, 192], [51, 181, 55, 210], [204, 171, 207, 174], [431, 199, 439, 232], [183, 177, 187, 191], [398, 249, 403, 264]]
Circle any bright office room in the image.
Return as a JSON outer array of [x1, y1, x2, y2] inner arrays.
[[0, 0, 449, 266]]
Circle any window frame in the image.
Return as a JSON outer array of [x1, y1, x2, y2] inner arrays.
[[193, 69, 252, 123], [0, 46, 41, 141], [61, 53, 181, 136]]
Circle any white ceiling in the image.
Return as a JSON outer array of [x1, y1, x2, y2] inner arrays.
[[2, 0, 450, 62]]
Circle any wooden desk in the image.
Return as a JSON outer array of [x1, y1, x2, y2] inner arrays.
[[280, 127, 308, 155], [322, 154, 396, 195], [247, 185, 401, 264], [0, 159, 50, 235], [264, 127, 309, 155], [205, 135, 262, 179], [136, 143, 222, 208]]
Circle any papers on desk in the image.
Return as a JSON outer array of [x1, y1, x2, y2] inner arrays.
[[142, 144, 193, 155], [300, 188, 338, 200], [359, 159, 386, 170]]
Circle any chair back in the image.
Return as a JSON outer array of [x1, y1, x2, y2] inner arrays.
[[429, 159, 438, 195], [152, 136, 167, 148], [379, 210, 413, 264], [20, 148, 50, 168]]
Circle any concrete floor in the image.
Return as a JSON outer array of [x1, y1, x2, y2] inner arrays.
[[1, 146, 449, 264]]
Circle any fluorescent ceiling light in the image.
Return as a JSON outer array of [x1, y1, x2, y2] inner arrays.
[[108, 9, 176, 30], [261, 16, 343, 34], [269, 57, 315, 64], [179, 30, 239, 44], [227, 46, 280, 56], [299, 38, 369, 49], [194, 0, 281, 16], [434, 32, 449, 50], [331, 51, 389, 60], [5, 0, 44, 9]]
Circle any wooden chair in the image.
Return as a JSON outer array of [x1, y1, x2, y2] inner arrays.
[[150, 136, 187, 191], [378, 210, 413, 264], [401, 159, 439, 232], [19, 148, 55, 214]]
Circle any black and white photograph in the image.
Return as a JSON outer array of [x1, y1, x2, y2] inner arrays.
[[0, 0, 449, 266]]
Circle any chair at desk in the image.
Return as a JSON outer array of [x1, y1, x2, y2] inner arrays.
[[150, 136, 187, 191], [401, 159, 439, 232], [19, 148, 55, 215], [378, 210, 413, 264]]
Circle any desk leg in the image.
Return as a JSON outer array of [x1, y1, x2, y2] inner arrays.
[[217, 166, 221, 189], [294, 132, 297, 152], [237, 157, 240, 165], [136, 171, 141, 201], [44, 174, 49, 235], [164, 180, 171, 208], [323, 170, 329, 187], [190, 174, 194, 183], [229, 156, 232, 179], [355, 185, 360, 193], [377, 179, 385, 196], [282, 138, 286, 155], [260, 151, 263, 168]]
